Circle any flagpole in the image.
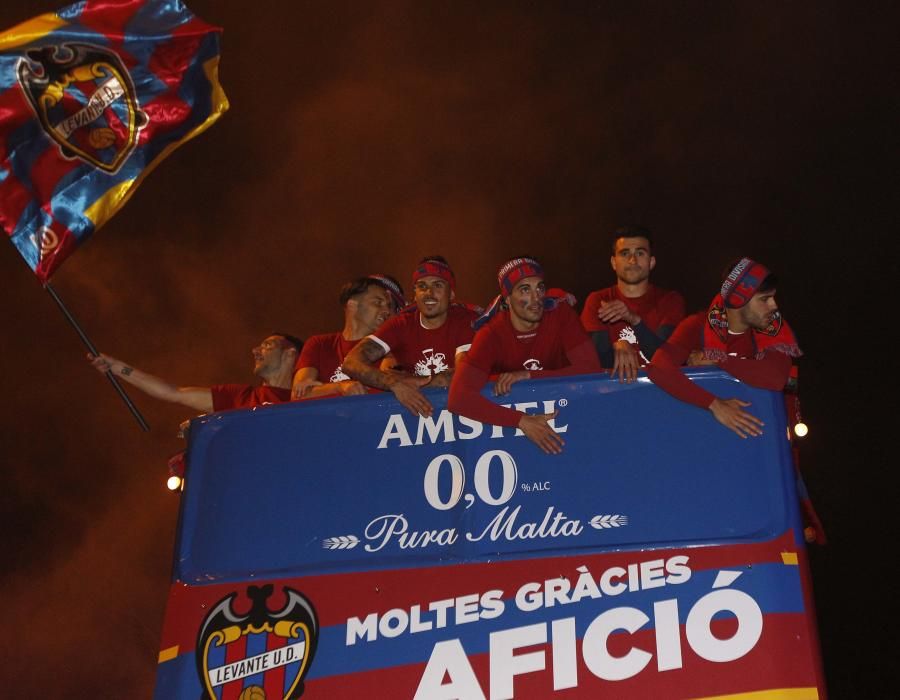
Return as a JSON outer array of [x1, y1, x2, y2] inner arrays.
[[45, 283, 150, 432]]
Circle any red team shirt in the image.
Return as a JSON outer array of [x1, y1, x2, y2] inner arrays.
[[449, 303, 601, 427], [210, 385, 291, 412], [295, 333, 359, 382], [466, 302, 594, 375], [580, 284, 685, 360], [369, 305, 478, 375]]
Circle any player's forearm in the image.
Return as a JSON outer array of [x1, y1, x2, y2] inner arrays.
[[448, 363, 522, 428], [108, 362, 181, 402], [343, 340, 393, 390]]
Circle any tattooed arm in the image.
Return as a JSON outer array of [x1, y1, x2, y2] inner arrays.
[[87, 352, 213, 412], [343, 338, 433, 416]]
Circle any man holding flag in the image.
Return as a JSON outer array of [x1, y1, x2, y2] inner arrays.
[[0, 0, 228, 428], [0, 0, 228, 280]]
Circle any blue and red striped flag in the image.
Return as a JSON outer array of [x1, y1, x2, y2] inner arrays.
[[0, 0, 228, 282]]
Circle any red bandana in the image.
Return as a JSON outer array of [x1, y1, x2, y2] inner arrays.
[[413, 259, 456, 291], [497, 257, 544, 296]]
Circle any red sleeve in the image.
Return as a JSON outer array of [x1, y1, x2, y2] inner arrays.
[[580, 291, 605, 332], [721, 352, 792, 390], [369, 314, 405, 352], [210, 384, 248, 412], [448, 360, 523, 428], [646, 315, 715, 408], [295, 335, 323, 372]]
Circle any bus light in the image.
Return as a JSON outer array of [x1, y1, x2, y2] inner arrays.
[[793, 422, 809, 438], [167, 475, 183, 491]]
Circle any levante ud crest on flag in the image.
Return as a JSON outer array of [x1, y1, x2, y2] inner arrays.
[[196, 585, 319, 700], [17, 43, 148, 174]]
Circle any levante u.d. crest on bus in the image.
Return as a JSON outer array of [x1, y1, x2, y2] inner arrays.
[[16, 42, 148, 174], [196, 585, 319, 700]]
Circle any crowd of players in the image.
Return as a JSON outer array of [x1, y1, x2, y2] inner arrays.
[[89, 226, 801, 454], [89, 224, 822, 542]]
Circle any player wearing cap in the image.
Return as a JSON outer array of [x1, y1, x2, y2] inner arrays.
[[448, 257, 602, 454], [342, 256, 480, 417], [647, 257, 801, 437], [292, 274, 405, 399]]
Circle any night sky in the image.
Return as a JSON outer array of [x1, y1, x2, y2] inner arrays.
[[1, 1, 894, 696]]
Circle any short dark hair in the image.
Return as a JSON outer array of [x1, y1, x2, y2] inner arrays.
[[272, 333, 303, 353], [338, 276, 405, 307], [611, 226, 652, 254], [418, 254, 450, 266], [339, 277, 378, 306]]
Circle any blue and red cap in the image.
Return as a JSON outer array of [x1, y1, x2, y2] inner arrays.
[[497, 257, 544, 296], [720, 257, 771, 308]]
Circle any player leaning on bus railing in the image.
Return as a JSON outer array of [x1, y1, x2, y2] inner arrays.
[[646, 257, 801, 438], [448, 256, 602, 455]]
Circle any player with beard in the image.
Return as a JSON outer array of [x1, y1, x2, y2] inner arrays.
[[448, 257, 601, 454], [581, 226, 685, 383], [88, 334, 303, 412], [342, 256, 480, 417], [292, 274, 405, 399], [647, 257, 802, 437]]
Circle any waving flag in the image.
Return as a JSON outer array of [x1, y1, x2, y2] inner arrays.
[[0, 0, 228, 282]]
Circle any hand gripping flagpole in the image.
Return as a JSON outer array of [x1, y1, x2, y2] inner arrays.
[[45, 283, 150, 432]]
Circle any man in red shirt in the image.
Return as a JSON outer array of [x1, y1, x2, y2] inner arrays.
[[647, 257, 802, 438], [581, 226, 685, 383], [292, 274, 405, 399], [88, 334, 303, 413], [342, 256, 480, 417], [448, 257, 602, 454]]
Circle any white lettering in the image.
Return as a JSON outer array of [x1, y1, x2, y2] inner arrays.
[[489, 623, 547, 699], [377, 413, 412, 448], [414, 639, 486, 700]]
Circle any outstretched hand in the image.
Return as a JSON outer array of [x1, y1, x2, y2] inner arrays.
[[390, 374, 434, 417], [88, 352, 125, 375], [518, 409, 565, 454], [709, 398, 764, 438]]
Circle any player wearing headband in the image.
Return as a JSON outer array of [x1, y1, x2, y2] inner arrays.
[[647, 257, 801, 437], [342, 256, 480, 417], [292, 274, 405, 399], [448, 257, 602, 454]]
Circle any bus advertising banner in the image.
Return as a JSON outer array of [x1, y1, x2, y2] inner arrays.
[[154, 369, 824, 700]]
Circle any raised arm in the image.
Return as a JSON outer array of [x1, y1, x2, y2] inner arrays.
[[88, 353, 213, 413]]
